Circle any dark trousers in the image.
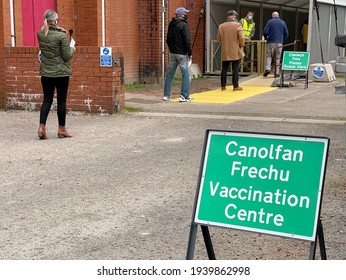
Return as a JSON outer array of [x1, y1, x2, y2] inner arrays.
[[39, 76, 70, 126], [221, 60, 240, 88]]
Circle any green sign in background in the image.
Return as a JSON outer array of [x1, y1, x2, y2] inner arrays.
[[194, 131, 329, 241], [282, 51, 310, 71]]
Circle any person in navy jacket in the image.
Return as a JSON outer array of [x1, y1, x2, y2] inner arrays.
[[263, 12, 289, 77]]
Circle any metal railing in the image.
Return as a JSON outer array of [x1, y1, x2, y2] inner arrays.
[[273, 40, 301, 77], [210, 39, 301, 77], [211, 40, 267, 75]]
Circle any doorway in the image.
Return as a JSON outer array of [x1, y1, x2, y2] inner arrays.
[[22, 0, 56, 46]]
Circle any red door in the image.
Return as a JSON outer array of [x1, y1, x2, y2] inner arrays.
[[22, 0, 56, 46]]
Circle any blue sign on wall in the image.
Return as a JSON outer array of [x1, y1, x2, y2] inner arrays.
[[100, 47, 112, 67]]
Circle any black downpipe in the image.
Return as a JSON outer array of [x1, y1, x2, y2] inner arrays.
[[192, 0, 207, 51], [314, 0, 325, 64], [333, 0, 340, 56]]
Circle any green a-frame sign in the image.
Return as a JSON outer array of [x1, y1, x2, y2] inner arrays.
[[186, 130, 329, 260]]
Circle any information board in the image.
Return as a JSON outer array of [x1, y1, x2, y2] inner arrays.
[[282, 51, 310, 71], [100, 47, 112, 67], [194, 130, 329, 241]]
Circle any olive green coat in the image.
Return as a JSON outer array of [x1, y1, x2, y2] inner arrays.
[[217, 21, 245, 61], [37, 27, 74, 77]]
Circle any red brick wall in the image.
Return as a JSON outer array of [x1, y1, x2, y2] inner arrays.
[[187, 0, 205, 71], [2, 0, 10, 46], [3, 46, 124, 113], [0, 0, 5, 108], [106, 0, 140, 84], [165, 0, 205, 74], [138, 1, 161, 83], [56, 0, 75, 40], [72, 0, 100, 46], [3, 0, 24, 47], [103, 0, 205, 84], [1, 0, 207, 88]]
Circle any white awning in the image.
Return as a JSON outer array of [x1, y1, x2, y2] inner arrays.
[[210, 0, 346, 9], [210, 0, 310, 10], [205, 0, 346, 73]]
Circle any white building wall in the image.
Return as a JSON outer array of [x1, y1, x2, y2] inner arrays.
[[309, 1, 346, 64]]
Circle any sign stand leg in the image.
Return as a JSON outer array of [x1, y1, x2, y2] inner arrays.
[[186, 224, 216, 260], [309, 219, 327, 260], [201, 225, 216, 260], [318, 220, 327, 260], [305, 70, 309, 89], [186, 224, 198, 260]]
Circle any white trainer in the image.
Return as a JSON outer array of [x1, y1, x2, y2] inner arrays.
[[179, 95, 193, 102]]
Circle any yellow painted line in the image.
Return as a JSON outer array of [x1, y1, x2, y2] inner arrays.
[[171, 86, 275, 104]]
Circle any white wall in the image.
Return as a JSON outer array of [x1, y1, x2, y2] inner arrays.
[[309, 2, 346, 64]]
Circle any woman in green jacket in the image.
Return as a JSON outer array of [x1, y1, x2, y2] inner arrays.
[[37, 9, 75, 139]]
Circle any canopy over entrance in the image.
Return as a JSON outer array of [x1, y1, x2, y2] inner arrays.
[[215, 0, 310, 9], [204, 0, 346, 73]]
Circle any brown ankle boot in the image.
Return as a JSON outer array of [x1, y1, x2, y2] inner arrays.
[[58, 126, 72, 138], [38, 124, 48, 140]]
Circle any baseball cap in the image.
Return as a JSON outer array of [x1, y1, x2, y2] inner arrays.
[[175, 7, 190, 15], [227, 10, 238, 16]]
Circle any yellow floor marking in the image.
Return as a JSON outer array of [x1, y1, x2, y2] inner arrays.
[[171, 86, 275, 104]]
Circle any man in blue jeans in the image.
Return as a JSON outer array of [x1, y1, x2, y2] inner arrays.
[[163, 7, 193, 102]]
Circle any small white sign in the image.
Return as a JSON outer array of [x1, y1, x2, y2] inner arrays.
[[70, 38, 76, 48], [100, 47, 112, 67]]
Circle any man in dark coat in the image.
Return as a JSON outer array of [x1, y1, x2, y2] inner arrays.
[[163, 7, 193, 102]]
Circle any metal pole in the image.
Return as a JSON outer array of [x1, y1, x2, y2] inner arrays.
[[307, 0, 314, 52], [318, 220, 327, 260], [186, 224, 198, 260], [205, 0, 211, 73], [201, 226, 216, 260], [192, 0, 206, 51], [102, 0, 105, 46], [10, 0, 15, 47]]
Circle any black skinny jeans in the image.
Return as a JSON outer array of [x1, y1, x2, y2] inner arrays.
[[221, 60, 240, 88], [39, 76, 70, 126]]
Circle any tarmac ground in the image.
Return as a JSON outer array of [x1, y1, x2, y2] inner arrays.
[[0, 74, 345, 260]]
